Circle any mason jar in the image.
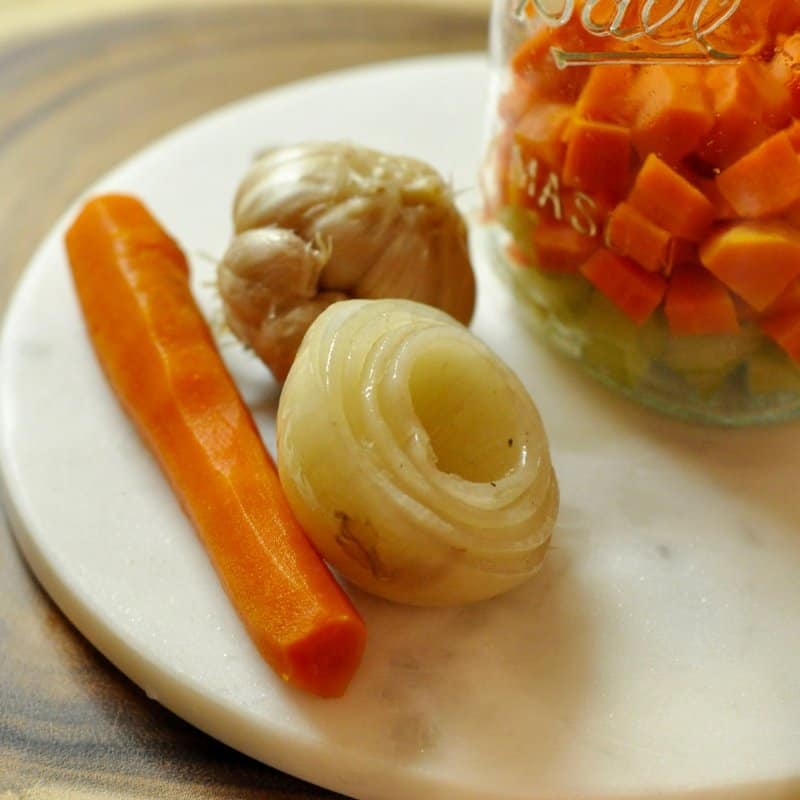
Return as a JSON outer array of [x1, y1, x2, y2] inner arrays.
[[480, 0, 800, 425]]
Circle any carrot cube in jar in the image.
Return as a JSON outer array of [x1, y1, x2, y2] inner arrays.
[[716, 131, 800, 219], [628, 155, 714, 242], [628, 65, 714, 166], [562, 119, 632, 200]]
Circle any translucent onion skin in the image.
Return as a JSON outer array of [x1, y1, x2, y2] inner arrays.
[[277, 299, 559, 607]]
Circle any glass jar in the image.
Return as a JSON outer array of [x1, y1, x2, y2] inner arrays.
[[480, 0, 800, 425]]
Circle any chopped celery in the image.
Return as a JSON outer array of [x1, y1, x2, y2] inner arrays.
[[577, 292, 667, 389], [747, 343, 800, 396], [661, 325, 762, 395]]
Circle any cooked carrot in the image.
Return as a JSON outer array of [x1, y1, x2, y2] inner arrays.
[[509, 24, 590, 102], [698, 65, 776, 168], [786, 118, 800, 152], [716, 130, 800, 219], [65, 194, 366, 698], [531, 220, 597, 273], [694, 177, 738, 223], [628, 65, 714, 165], [604, 202, 673, 274], [770, 1, 800, 37], [628, 154, 715, 242], [771, 33, 800, 118], [562, 118, 632, 200], [497, 74, 539, 125], [513, 103, 572, 171], [580, 248, 667, 324], [701, 3, 773, 57], [573, 64, 636, 126], [699, 220, 800, 312], [738, 56, 793, 130], [664, 264, 740, 336], [762, 276, 800, 317], [759, 309, 800, 363]]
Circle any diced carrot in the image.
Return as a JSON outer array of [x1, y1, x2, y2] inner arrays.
[[786, 118, 800, 151], [562, 118, 632, 200], [771, 33, 800, 118], [783, 199, 800, 229], [664, 264, 740, 336], [701, 3, 774, 57], [628, 65, 714, 165], [573, 64, 637, 126], [604, 202, 673, 274], [580, 248, 667, 324], [763, 276, 800, 316], [514, 103, 572, 170], [759, 309, 800, 363], [698, 65, 779, 168], [509, 25, 591, 102], [628, 154, 715, 241], [531, 220, 597, 273], [695, 177, 738, 222], [497, 74, 540, 124], [770, 1, 800, 37], [668, 239, 700, 272], [716, 130, 800, 219], [741, 58, 793, 130], [699, 220, 800, 311], [65, 195, 367, 698]]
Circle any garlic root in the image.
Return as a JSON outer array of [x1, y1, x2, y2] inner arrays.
[[218, 142, 476, 381], [276, 298, 559, 607]]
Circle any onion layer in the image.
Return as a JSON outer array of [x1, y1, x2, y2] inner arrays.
[[276, 299, 559, 606]]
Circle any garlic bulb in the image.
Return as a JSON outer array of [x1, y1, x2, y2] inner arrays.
[[276, 298, 559, 607], [218, 142, 476, 381]]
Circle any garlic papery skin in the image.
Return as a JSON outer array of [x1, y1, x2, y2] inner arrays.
[[276, 298, 559, 607], [219, 142, 476, 382]]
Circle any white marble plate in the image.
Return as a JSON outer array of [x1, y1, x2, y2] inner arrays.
[[2, 54, 800, 800]]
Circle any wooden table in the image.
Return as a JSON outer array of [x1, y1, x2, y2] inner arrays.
[[0, 3, 488, 796]]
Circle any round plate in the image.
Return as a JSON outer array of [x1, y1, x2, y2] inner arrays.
[[2, 54, 800, 800]]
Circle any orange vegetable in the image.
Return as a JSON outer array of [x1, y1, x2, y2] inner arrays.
[[573, 64, 636, 126], [699, 64, 780, 168], [770, 1, 800, 37], [604, 202, 673, 274], [65, 194, 366, 698], [531, 220, 597, 273], [580, 248, 667, 324], [514, 103, 572, 171], [770, 33, 800, 118], [736, 53, 793, 130], [699, 220, 800, 312], [701, 2, 774, 57], [664, 264, 740, 336], [562, 118, 632, 200], [694, 177, 738, 223], [716, 130, 800, 219], [628, 154, 715, 242], [509, 24, 591, 102], [763, 277, 800, 317], [497, 74, 539, 124], [759, 309, 800, 363], [628, 65, 714, 165]]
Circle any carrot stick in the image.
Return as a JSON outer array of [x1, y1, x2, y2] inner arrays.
[[65, 194, 366, 698]]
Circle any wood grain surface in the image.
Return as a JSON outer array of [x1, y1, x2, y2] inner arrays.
[[0, 3, 488, 797]]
